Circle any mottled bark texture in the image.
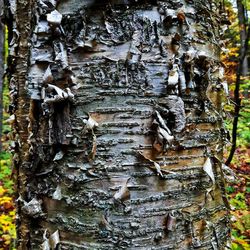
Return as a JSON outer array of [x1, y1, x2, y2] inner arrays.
[[8, 0, 230, 249]]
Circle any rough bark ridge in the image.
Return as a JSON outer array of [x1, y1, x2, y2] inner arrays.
[[8, 0, 230, 249]]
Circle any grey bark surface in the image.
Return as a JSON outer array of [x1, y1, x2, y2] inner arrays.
[[8, 0, 230, 249]]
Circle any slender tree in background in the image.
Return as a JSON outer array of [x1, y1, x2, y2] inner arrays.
[[236, 0, 248, 76], [6, 0, 230, 249], [225, 0, 249, 165]]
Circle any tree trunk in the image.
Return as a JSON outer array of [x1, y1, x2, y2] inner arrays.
[[236, 0, 248, 76], [8, 0, 230, 249]]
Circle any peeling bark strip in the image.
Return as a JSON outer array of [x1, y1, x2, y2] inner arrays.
[[8, 0, 230, 249]]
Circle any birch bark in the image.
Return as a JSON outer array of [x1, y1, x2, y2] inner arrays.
[[7, 0, 230, 249]]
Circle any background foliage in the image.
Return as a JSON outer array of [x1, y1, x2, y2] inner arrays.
[[0, 71, 16, 249], [223, 1, 250, 249]]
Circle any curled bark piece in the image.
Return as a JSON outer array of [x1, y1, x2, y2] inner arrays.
[[165, 212, 177, 232], [167, 64, 179, 94], [168, 64, 179, 83], [177, 10, 185, 24], [85, 115, 99, 130], [21, 198, 44, 218], [88, 134, 97, 161], [158, 95, 186, 133], [54, 42, 68, 69], [153, 162, 163, 177], [81, 114, 99, 160], [44, 84, 74, 103], [221, 81, 229, 96], [53, 150, 64, 161], [42, 230, 50, 250], [43, 66, 53, 83], [203, 157, 215, 185], [5, 114, 15, 124], [138, 151, 176, 176], [38, 0, 56, 13], [192, 237, 202, 248], [52, 185, 62, 200], [154, 232, 163, 242], [31, 47, 53, 63], [157, 126, 174, 144], [9, 28, 19, 48], [99, 213, 113, 231], [155, 111, 171, 134], [50, 230, 60, 249], [47, 10, 62, 26], [35, 20, 50, 34], [179, 69, 186, 91], [184, 48, 196, 63], [184, 48, 196, 91], [113, 178, 131, 202], [153, 110, 174, 151], [42, 229, 60, 250]]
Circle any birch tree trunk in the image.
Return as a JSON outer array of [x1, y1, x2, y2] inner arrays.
[[7, 0, 230, 249]]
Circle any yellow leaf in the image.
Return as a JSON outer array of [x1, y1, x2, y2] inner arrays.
[[0, 186, 6, 196]]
